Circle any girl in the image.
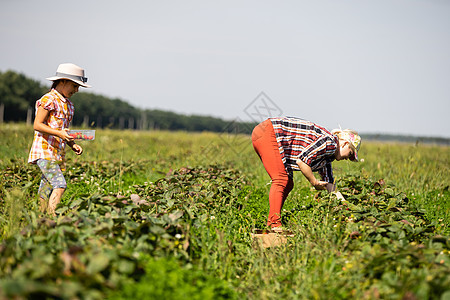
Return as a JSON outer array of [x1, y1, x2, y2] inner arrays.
[[252, 116, 361, 230], [28, 63, 91, 215]]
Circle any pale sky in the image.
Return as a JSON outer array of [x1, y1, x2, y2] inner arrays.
[[1, 0, 449, 137]]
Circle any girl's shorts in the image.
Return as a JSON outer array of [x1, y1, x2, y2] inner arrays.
[[36, 159, 67, 199]]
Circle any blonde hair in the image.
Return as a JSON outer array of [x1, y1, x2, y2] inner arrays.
[[331, 129, 359, 150]]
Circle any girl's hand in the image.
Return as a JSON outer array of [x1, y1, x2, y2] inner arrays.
[[59, 129, 74, 142], [71, 144, 83, 155]]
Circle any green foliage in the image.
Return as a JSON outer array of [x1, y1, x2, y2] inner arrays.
[[0, 124, 449, 299], [70, 92, 140, 128], [108, 256, 237, 300], [0, 70, 46, 122], [0, 70, 256, 133], [313, 175, 450, 299], [0, 165, 247, 299]]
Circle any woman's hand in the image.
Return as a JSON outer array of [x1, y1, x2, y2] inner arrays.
[[298, 159, 328, 190], [313, 179, 329, 190]]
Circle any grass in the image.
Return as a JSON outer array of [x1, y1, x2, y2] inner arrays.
[[0, 122, 448, 237], [0, 123, 449, 299]]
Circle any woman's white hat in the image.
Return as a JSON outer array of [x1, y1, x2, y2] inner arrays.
[[46, 63, 91, 88]]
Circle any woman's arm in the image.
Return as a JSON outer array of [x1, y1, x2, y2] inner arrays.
[[297, 160, 346, 200], [297, 159, 328, 190]]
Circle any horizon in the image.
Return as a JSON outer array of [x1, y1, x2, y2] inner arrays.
[[1, 67, 450, 141]]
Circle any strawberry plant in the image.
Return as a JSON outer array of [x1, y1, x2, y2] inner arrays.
[[0, 165, 247, 299]]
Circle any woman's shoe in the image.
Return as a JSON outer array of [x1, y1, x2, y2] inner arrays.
[[271, 226, 294, 236], [271, 226, 285, 233]]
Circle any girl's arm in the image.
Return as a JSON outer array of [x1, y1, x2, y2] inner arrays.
[[34, 106, 74, 142], [68, 142, 83, 155]]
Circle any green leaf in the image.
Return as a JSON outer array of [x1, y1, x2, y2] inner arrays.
[[87, 253, 110, 274], [384, 188, 395, 197], [117, 259, 135, 274], [70, 198, 84, 209]]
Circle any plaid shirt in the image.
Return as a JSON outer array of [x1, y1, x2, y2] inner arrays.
[[270, 117, 338, 183], [28, 89, 74, 170]]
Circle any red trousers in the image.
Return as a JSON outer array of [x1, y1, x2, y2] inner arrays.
[[252, 119, 294, 228]]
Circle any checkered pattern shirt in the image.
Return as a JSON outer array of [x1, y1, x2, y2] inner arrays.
[[270, 117, 338, 183], [28, 89, 74, 170]]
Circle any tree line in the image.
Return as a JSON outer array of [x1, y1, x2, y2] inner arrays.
[[0, 70, 256, 133], [1, 70, 448, 145]]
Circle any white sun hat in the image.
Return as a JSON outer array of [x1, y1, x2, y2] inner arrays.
[[46, 63, 91, 88]]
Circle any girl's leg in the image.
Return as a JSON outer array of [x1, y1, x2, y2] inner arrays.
[[36, 159, 67, 216], [48, 188, 65, 215], [252, 120, 294, 228], [38, 175, 52, 213]]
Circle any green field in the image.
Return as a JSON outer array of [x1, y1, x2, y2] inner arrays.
[[1, 123, 449, 299]]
